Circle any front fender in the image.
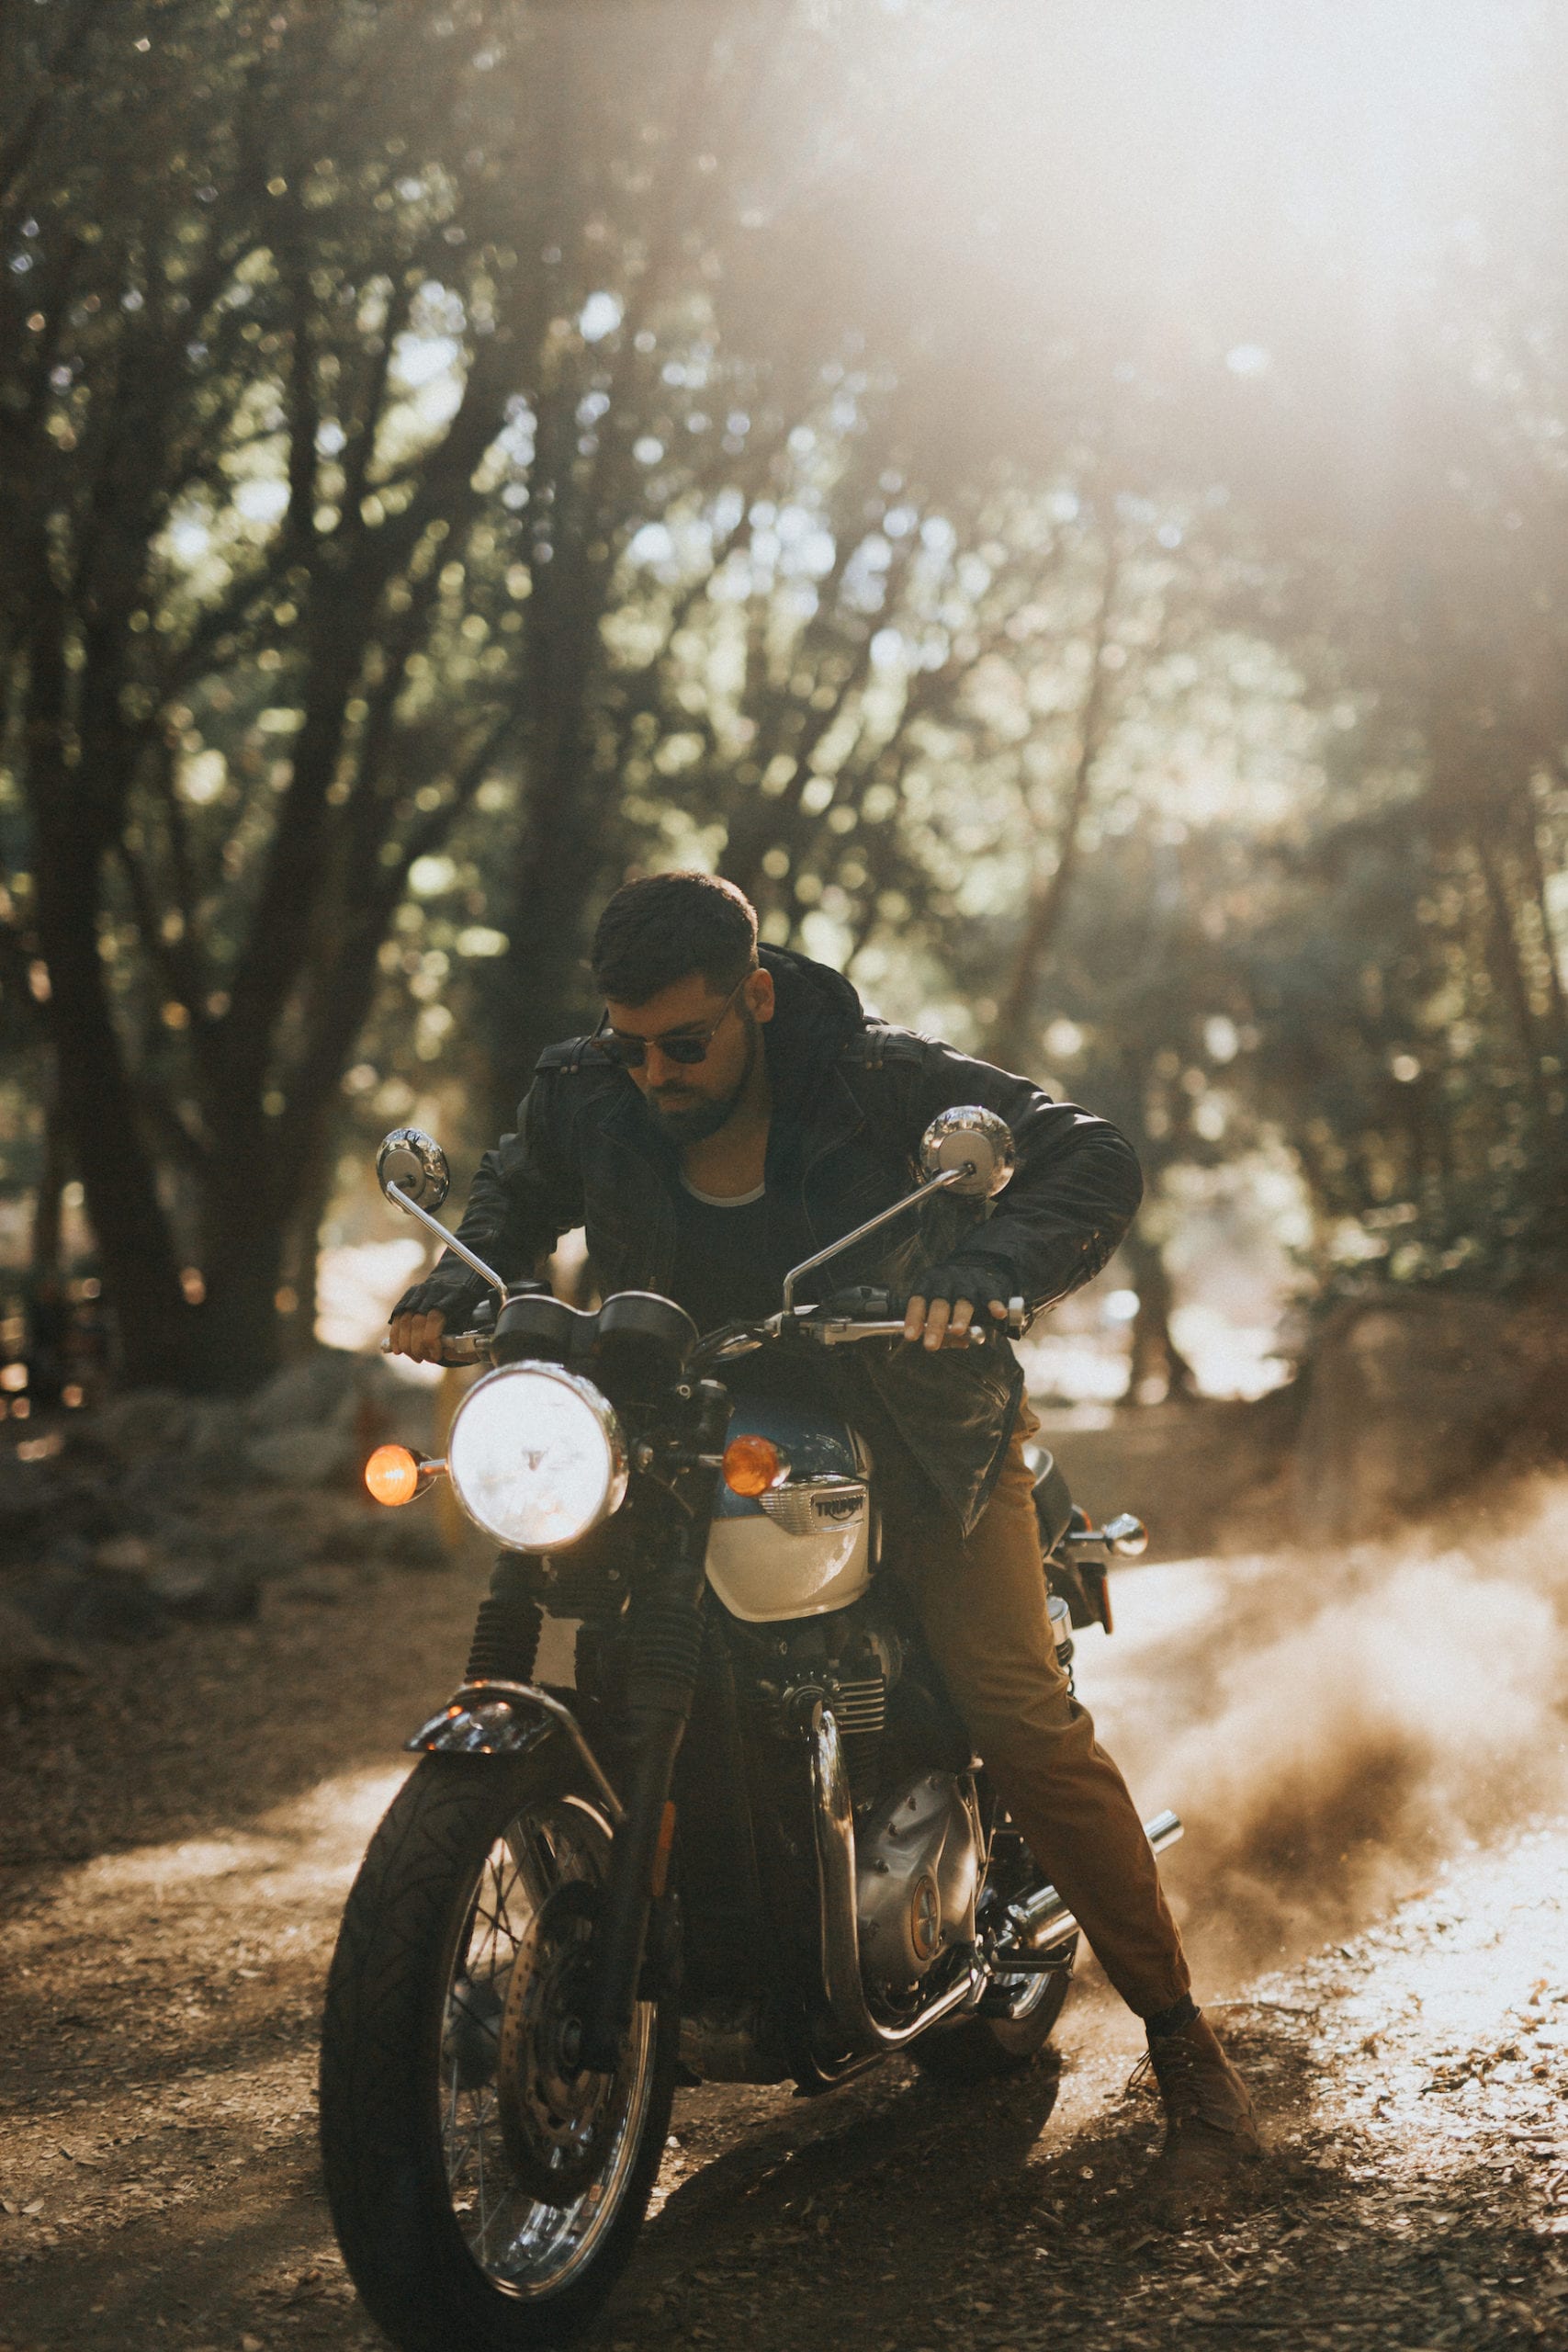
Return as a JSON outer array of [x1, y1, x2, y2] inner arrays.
[[404, 1679, 625, 1825]]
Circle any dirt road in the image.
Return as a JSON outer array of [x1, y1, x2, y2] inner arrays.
[[2, 1527, 1566, 2352]]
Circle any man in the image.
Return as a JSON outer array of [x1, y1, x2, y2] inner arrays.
[[389, 870, 1258, 2203]]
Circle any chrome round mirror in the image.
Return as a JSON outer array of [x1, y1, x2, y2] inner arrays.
[[377, 1127, 450, 1213], [918, 1105, 1017, 1199]]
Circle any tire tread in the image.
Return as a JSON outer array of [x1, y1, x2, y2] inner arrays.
[[320, 1753, 675, 2351]]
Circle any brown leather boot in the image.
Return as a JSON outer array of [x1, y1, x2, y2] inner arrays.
[[1135, 2011, 1261, 2211]]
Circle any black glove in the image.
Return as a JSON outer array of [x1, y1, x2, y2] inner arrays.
[[390, 1273, 488, 1326], [906, 1252, 1016, 1311]]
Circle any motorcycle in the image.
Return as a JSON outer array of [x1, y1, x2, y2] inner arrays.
[[319, 1106, 1169, 2349]]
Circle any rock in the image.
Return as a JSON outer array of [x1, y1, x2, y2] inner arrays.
[[244, 1424, 359, 1487], [185, 1397, 247, 1463], [39, 1532, 94, 1577], [246, 1352, 365, 1435], [12, 1524, 274, 1640], [0, 1600, 88, 1707], [0, 1454, 72, 1561], [24, 1467, 141, 1548], [153, 1523, 290, 1615], [93, 1534, 153, 1576], [6, 1567, 170, 1645], [81, 1397, 247, 1498], [118, 1451, 207, 1512], [242, 1347, 435, 1486], [90, 1390, 198, 1458], [173, 1522, 303, 1580], [140, 1555, 260, 1624]]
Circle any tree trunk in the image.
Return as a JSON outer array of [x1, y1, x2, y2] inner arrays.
[[487, 817, 608, 1134], [1473, 831, 1551, 1116], [279, 1140, 335, 1362], [33, 824, 197, 1388], [1122, 1227, 1198, 1406], [987, 544, 1121, 1072], [484, 588, 618, 1131], [28, 1061, 68, 1283]]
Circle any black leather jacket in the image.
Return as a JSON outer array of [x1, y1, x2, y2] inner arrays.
[[397, 945, 1142, 1532]]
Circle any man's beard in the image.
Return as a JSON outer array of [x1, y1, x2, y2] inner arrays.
[[648, 1012, 758, 1145]]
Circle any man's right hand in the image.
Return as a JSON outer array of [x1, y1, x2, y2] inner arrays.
[[387, 1306, 448, 1363]]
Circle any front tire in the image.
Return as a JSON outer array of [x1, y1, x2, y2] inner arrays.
[[320, 1748, 676, 2350]]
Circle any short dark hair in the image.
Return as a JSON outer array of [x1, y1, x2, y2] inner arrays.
[[591, 871, 759, 1005]]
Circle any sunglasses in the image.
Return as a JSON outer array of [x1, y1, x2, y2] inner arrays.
[[592, 973, 750, 1070]]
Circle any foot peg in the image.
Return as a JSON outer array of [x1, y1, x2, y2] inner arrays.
[[985, 1940, 1076, 1976]]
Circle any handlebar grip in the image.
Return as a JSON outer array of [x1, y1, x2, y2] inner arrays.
[[380, 1335, 486, 1366], [821, 1317, 989, 1346]]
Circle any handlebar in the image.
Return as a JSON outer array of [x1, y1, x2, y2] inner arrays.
[[385, 1296, 1027, 1372]]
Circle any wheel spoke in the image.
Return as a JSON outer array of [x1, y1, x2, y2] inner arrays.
[[432, 1797, 660, 2298], [474, 2087, 490, 2248]]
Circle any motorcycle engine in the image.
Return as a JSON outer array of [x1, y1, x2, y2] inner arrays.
[[855, 1770, 979, 1997]]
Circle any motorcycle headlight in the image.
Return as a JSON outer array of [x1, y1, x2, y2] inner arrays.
[[446, 1364, 627, 1552]]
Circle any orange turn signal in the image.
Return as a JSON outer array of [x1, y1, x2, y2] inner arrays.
[[722, 1434, 787, 1498], [366, 1443, 420, 1506]]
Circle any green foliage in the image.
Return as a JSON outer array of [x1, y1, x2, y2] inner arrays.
[[0, 0, 1026, 1376], [1, 0, 1564, 1392]]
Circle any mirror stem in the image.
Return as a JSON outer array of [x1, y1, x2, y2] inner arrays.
[[387, 1182, 509, 1300], [781, 1164, 972, 1316]]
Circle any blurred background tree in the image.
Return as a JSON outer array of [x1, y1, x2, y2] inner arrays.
[[1, 0, 1563, 1396]]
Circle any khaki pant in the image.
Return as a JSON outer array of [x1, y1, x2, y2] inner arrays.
[[886, 1407, 1191, 2019]]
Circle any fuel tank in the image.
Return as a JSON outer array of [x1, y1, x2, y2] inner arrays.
[[705, 1396, 875, 1623]]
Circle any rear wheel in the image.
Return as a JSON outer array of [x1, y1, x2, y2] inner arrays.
[[911, 1932, 1077, 2082], [320, 1748, 676, 2349]]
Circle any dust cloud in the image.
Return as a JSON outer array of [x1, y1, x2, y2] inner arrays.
[[1088, 1476, 1568, 1987]]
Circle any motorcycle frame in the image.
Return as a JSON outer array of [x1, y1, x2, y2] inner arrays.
[[411, 1585, 1007, 2090]]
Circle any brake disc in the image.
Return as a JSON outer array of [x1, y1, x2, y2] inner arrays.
[[496, 1880, 617, 2207]]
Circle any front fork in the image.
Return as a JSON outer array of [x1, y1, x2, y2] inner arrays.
[[579, 1381, 728, 2072]]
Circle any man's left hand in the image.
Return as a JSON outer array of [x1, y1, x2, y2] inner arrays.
[[901, 1258, 1015, 1350]]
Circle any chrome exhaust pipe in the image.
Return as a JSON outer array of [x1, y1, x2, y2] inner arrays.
[[1006, 1808, 1183, 1949], [809, 1706, 984, 2056]]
